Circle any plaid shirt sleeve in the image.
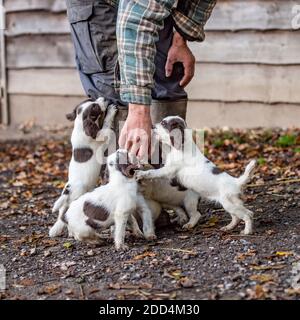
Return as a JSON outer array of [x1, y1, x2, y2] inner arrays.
[[116, 0, 216, 105], [173, 0, 217, 42]]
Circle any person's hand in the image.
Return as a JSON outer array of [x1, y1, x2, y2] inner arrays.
[[118, 104, 152, 162], [165, 32, 196, 87]]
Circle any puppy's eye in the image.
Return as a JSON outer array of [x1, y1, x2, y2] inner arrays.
[[108, 161, 114, 166]]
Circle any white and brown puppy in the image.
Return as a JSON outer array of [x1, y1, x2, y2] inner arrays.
[[61, 150, 156, 250], [139, 176, 201, 229], [136, 116, 256, 235], [49, 97, 117, 238]]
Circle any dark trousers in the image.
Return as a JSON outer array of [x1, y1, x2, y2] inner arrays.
[[66, 0, 187, 106]]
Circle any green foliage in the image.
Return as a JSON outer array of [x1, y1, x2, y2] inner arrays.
[[294, 147, 300, 153], [213, 138, 224, 148], [276, 135, 297, 147], [257, 157, 266, 165]]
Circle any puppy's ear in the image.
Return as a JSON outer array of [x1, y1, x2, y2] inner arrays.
[[170, 128, 184, 150], [66, 108, 77, 121]]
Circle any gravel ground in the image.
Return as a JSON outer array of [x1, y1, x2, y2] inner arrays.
[[0, 128, 299, 300]]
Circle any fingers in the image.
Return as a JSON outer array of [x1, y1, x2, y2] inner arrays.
[[130, 141, 140, 157], [118, 127, 127, 149], [180, 59, 195, 87], [129, 131, 149, 162], [165, 57, 175, 77], [122, 129, 149, 162], [125, 139, 133, 152], [137, 141, 149, 163]]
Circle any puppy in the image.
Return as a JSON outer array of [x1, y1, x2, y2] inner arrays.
[[62, 150, 156, 250], [136, 116, 256, 235], [49, 97, 117, 237], [139, 176, 201, 229]]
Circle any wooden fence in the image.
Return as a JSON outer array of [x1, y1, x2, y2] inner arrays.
[[1, 0, 300, 127]]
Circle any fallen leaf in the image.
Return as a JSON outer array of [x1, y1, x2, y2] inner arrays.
[[249, 274, 274, 284], [251, 264, 286, 271], [29, 248, 36, 256], [17, 278, 34, 287], [87, 250, 94, 256], [41, 239, 58, 247], [275, 251, 294, 257], [109, 283, 121, 290], [160, 248, 197, 255], [63, 242, 73, 249], [171, 270, 182, 280], [246, 284, 268, 299], [133, 251, 156, 260], [236, 249, 257, 261], [205, 216, 219, 227], [284, 288, 300, 296], [179, 277, 194, 288], [89, 288, 100, 294], [44, 250, 51, 257], [60, 261, 76, 271], [65, 289, 74, 295], [38, 283, 61, 295]]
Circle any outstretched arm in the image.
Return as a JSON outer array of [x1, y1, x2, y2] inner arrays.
[[117, 0, 176, 160]]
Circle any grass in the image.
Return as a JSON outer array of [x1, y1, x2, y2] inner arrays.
[[276, 134, 297, 147]]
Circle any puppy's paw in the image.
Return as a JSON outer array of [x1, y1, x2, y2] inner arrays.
[[182, 222, 194, 230], [144, 233, 157, 241], [170, 216, 186, 226], [49, 223, 64, 238], [134, 170, 147, 181], [115, 243, 129, 251], [108, 104, 118, 115], [132, 229, 145, 239], [178, 215, 189, 226], [220, 226, 231, 232], [240, 229, 253, 236]]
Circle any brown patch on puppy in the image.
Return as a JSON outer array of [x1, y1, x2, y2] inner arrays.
[[73, 148, 93, 163], [170, 177, 187, 192], [86, 218, 101, 230], [161, 117, 186, 149], [83, 201, 109, 221], [82, 103, 106, 139], [83, 119, 99, 139], [212, 167, 223, 175]]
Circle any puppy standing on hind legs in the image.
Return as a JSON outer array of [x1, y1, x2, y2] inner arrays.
[[49, 98, 117, 238], [136, 116, 257, 235]]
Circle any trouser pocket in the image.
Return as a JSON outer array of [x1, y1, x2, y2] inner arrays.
[[67, 2, 118, 75]]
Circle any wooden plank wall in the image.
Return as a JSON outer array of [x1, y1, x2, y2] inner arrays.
[[4, 0, 300, 127]]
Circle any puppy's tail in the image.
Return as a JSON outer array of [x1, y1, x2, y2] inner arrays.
[[236, 160, 256, 187]]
